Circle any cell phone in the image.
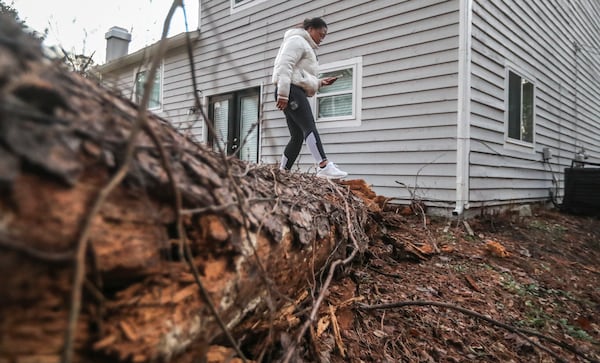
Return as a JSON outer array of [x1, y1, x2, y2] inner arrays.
[[333, 74, 344, 78]]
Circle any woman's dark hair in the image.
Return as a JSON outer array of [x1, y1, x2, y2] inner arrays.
[[303, 17, 327, 30]]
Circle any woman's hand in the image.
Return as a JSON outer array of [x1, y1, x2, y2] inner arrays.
[[320, 76, 338, 86], [276, 96, 288, 110]]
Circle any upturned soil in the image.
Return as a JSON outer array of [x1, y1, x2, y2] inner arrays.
[[317, 205, 600, 363]]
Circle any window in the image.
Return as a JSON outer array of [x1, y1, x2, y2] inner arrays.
[[208, 87, 260, 163], [134, 67, 162, 110], [506, 69, 535, 144], [314, 57, 362, 128], [231, 0, 267, 12]]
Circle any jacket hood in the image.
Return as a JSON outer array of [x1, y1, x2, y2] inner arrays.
[[283, 28, 318, 49]]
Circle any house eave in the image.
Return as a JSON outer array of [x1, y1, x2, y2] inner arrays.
[[96, 30, 200, 74]]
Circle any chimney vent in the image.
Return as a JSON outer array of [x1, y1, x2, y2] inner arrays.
[[105, 26, 131, 62]]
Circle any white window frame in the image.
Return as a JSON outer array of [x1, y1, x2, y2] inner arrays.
[[503, 63, 536, 152], [132, 62, 163, 112], [312, 56, 363, 129], [231, 0, 268, 13]]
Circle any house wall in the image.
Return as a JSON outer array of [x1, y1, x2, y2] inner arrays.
[[469, 0, 600, 206], [161, 46, 205, 141], [100, 0, 463, 207], [193, 0, 462, 205], [100, 44, 206, 141], [101, 67, 135, 100]]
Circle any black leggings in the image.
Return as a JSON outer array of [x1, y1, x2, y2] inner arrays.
[[277, 84, 327, 170]]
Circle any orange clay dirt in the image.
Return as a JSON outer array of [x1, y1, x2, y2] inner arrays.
[[301, 203, 600, 363]]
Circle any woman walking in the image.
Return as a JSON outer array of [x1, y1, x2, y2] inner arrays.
[[272, 17, 348, 179]]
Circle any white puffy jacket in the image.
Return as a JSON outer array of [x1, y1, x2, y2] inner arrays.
[[272, 28, 320, 98]]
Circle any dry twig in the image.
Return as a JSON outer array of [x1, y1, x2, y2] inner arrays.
[[0, 233, 73, 262], [61, 2, 181, 362]]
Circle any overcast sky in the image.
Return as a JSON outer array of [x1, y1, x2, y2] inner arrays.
[[12, 0, 199, 65]]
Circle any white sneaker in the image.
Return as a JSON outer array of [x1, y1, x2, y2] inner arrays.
[[317, 162, 348, 179]]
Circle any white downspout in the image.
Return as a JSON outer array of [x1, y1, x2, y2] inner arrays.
[[454, 0, 473, 216]]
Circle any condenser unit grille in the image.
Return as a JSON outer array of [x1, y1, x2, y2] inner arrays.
[[562, 166, 600, 216]]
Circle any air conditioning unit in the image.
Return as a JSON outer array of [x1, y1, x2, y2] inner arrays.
[[562, 161, 600, 216]]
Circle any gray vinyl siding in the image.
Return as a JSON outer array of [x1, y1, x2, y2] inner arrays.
[[469, 0, 600, 206], [98, 0, 461, 206], [101, 70, 135, 100], [100, 47, 205, 140], [196, 0, 461, 204], [161, 47, 204, 140]]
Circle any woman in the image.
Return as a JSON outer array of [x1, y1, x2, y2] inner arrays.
[[272, 17, 348, 179]]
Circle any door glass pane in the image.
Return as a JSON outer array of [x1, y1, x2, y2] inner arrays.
[[212, 100, 229, 151], [239, 94, 259, 163]]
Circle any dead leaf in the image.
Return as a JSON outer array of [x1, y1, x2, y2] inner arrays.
[[575, 316, 592, 331], [373, 329, 387, 338], [484, 240, 510, 258], [441, 245, 455, 253], [464, 275, 482, 292], [416, 244, 436, 255]]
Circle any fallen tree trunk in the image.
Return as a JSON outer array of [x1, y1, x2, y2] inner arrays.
[[0, 17, 422, 362], [0, 17, 363, 363]]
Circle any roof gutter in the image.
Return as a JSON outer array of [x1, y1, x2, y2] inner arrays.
[[96, 30, 200, 74], [454, 0, 473, 216]]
